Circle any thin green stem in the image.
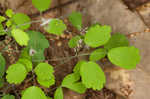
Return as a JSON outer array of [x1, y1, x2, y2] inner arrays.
[[32, 53, 90, 62]]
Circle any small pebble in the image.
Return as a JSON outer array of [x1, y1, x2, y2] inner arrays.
[[60, 34, 66, 38], [55, 36, 60, 40], [57, 41, 62, 47], [66, 35, 71, 39], [144, 28, 150, 32]]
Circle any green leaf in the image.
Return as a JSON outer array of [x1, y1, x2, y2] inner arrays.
[[66, 82, 86, 94], [84, 25, 111, 48], [80, 61, 106, 90], [0, 16, 6, 23], [17, 58, 32, 72], [12, 13, 31, 30], [104, 33, 129, 50], [32, 50, 45, 62], [68, 35, 81, 48], [0, 24, 5, 35], [11, 29, 29, 46], [22, 86, 47, 99], [62, 73, 80, 86], [54, 87, 63, 99], [73, 60, 86, 74], [69, 12, 82, 30], [34, 63, 54, 80], [6, 20, 12, 27], [45, 19, 66, 35], [2, 94, 15, 99], [62, 73, 86, 93], [20, 48, 32, 61], [108, 46, 141, 69], [21, 89, 27, 96], [5, 9, 14, 18], [0, 53, 6, 78], [6, 63, 27, 84], [37, 75, 55, 88], [27, 31, 49, 62], [89, 48, 107, 61], [32, 0, 51, 12], [27, 31, 49, 51]]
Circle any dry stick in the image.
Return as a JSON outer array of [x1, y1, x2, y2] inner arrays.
[[31, 69, 37, 86]]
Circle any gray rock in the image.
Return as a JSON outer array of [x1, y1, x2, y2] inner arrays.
[[136, 2, 150, 27], [62, 0, 150, 99]]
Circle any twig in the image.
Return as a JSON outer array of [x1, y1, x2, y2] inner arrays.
[[32, 53, 90, 62], [11, 84, 20, 99]]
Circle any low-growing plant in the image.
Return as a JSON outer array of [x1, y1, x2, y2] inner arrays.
[[0, 0, 141, 99]]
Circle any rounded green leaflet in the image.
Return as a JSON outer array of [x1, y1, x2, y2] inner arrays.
[[45, 19, 67, 35], [37, 75, 55, 88], [27, 31, 49, 51], [17, 58, 32, 72], [89, 48, 107, 61], [11, 29, 29, 46], [69, 12, 82, 30], [5, 9, 14, 18], [84, 25, 111, 48], [2, 94, 15, 99], [68, 35, 81, 48], [80, 61, 106, 90], [104, 33, 129, 50], [73, 60, 86, 73], [32, 0, 51, 12], [21, 86, 47, 99], [62, 73, 86, 94], [12, 13, 31, 30], [54, 87, 63, 99], [20, 48, 32, 61], [34, 63, 54, 80], [62, 73, 80, 86], [32, 50, 45, 62], [26, 31, 49, 62], [108, 46, 141, 69], [0, 16, 6, 23], [6, 20, 12, 27], [0, 53, 6, 78], [6, 63, 27, 84], [65, 82, 86, 94]]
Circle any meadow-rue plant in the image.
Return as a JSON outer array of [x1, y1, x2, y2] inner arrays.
[[0, 0, 141, 98]]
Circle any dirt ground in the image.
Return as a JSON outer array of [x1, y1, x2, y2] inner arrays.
[[123, 0, 149, 10], [0, 0, 150, 99]]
